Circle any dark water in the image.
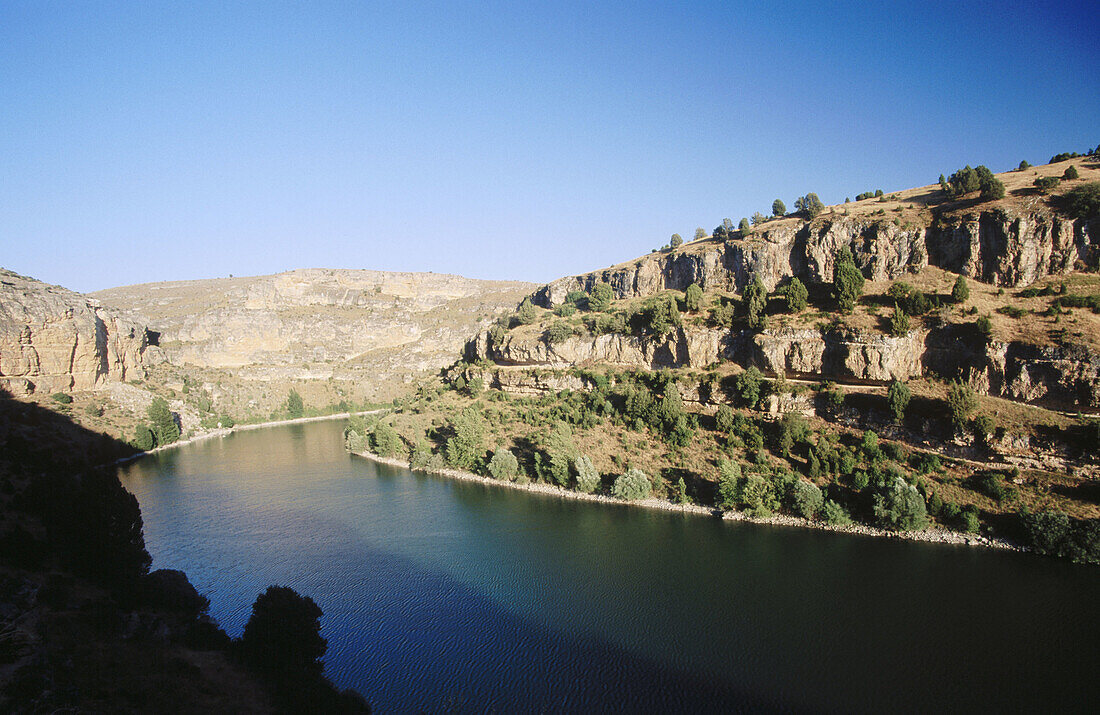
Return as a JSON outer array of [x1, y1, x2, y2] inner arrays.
[[118, 420, 1099, 713]]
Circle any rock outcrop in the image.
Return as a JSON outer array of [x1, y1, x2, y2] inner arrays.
[[534, 207, 1098, 307], [465, 322, 1100, 408], [0, 269, 163, 394]]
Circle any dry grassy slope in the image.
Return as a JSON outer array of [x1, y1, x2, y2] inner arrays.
[[91, 268, 535, 412]]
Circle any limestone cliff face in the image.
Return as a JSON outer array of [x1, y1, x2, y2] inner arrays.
[[92, 268, 535, 392], [466, 322, 1100, 407], [534, 207, 1098, 307], [0, 269, 163, 394]]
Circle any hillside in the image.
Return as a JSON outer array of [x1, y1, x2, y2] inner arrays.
[[358, 157, 1100, 562]]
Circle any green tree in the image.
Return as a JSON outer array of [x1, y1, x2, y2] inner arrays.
[[716, 459, 742, 509], [872, 478, 930, 531], [488, 447, 519, 481], [1063, 182, 1100, 219], [516, 297, 539, 324], [736, 366, 764, 408], [772, 199, 786, 217], [738, 217, 751, 233], [446, 406, 485, 469], [147, 397, 180, 446], [684, 283, 703, 312], [612, 468, 651, 500], [946, 381, 978, 431], [545, 421, 577, 486], [751, 212, 767, 225], [694, 227, 707, 241], [795, 193, 824, 219], [714, 404, 735, 434], [783, 277, 808, 313], [546, 321, 573, 344], [890, 303, 911, 336], [952, 275, 970, 303], [743, 276, 768, 329], [789, 480, 824, 519], [573, 455, 600, 493], [832, 247, 864, 313], [670, 233, 684, 249], [589, 283, 615, 311], [1018, 160, 1031, 170], [1034, 176, 1061, 194], [133, 423, 155, 451], [722, 217, 734, 231], [239, 586, 327, 679], [370, 421, 402, 458], [887, 380, 911, 422], [1064, 165, 1079, 180], [286, 390, 304, 419]]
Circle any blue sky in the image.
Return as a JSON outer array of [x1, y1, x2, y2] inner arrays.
[[2, 1, 1098, 292]]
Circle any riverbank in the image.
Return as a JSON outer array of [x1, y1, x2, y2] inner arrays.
[[116, 410, 384, 464], [349, 448, 1020, 552]]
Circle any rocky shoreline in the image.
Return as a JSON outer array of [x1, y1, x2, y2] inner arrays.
[[349, 448, 1021, 553]]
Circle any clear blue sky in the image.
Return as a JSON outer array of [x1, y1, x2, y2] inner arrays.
[[2, 1, 1098, 293]]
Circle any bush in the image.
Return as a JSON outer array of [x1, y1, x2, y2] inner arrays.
[[1034, 176, 1061, 194], [370, 422, 402, 458], [821, 499, 852, 526], [1020, 511, 1100, 563], [952, 275, 969, 303], [670, 233, 683, 249], [738, 218, 751, 233], [50, 392, 73, 404], [555, 303, 577, 318], [239, 586, 327, 679], [1064, 165, 1079, 180], [714, 404, 735, 434], [833, 247, 864, 312], [488, 448, 519, 481], [573, 455, 600, 493], [783, 277, 808, 313], [516, 297, 539, 324], [545, 321, 573, 345], [890, 304, 911, 336], [789, 480, 824, 519], [738, 474, 779, 516], [887, 380, 911, 422], [946, 381, 977, 430], [1063, 182, 1100, 219], [772, 199, 786, 217], [684, 283, 703, 312], [872, 478, 930, 531], [694, 228, 707, 241], [743, 276, 768, 328], [612, 468, 652, 500], [975, 315, 993, 339], [794, 193, 825, 219]]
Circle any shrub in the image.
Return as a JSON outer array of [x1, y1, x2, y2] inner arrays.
[[952, 275, 970, 303], [1020, 511, 1099, 563], [716, 459, 742, 508], [946, 381, 978, 431], [239, 586, 326, 679], [1063, 182, 1100, 219], [694, 227, 707, 241], [714, 404, 735, 434], [50, 392, 73, 404], [1017, 160, 1031, 170], [573, 455, 600, 493], [821, 499, 852, 526], [833, 247, 864, 312], [784, 277, 808, 313], [684, 283, 703, 312], [589, 282, 615, 312], [545, 321, 573, 345], [789, 480, 824, 519], [670, 233, 684, 249], [975, 471, 1010, 502], [751, 212, 767, 225], [738, 217, 751, 233], [612, 468, 652, 500], [743, 276, 768, 329], [370, 422, 402, 458], [890, 304, 911, 336], [515, 297, 539, 324], [488, 448, 519, 481], [555, 303, 577, 318], [772, 199, 786, 216], [736, 367, 764, 408], [1034, 176, 1061, 194], [975, 315, 993, 339], [738, 474, 779, 516], [887, 380, 911, 422], [794, 193, 824, 219], [872, 478, 930, 531], [1064, 165, 1079, 180]]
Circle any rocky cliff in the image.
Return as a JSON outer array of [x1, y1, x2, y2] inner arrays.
[[467, 322, 1100, 408], [92, 268, 535, 401], [0, 269, 163, 395], [534, 205, 1098, 308]]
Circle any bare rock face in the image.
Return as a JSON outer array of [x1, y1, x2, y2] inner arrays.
[[0, 269, 162, 394], [534, 208, 1097, 307]]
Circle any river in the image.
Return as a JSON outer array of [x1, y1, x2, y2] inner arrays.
[[117, 419, 1099, 712]]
